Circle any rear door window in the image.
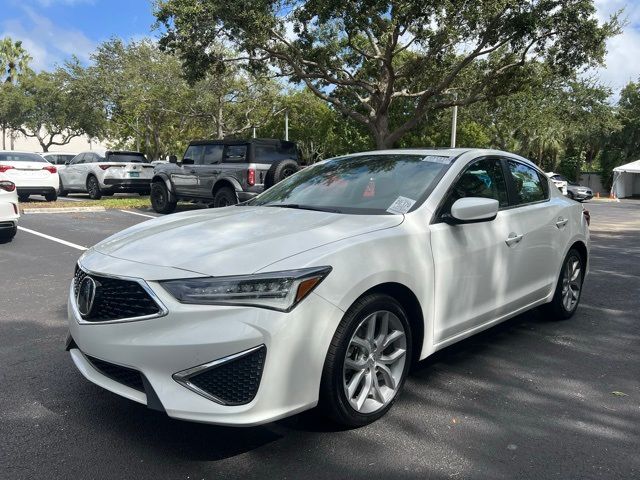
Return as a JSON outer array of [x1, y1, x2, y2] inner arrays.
[[224, 145, 248, 163], [507, 160, 547, 205], [202, 144, 224, 165]]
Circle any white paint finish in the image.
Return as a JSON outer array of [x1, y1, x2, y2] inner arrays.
[[0, 183, 19, 226], [450, 197, 498, 222], [67, 148, 589, 426], [23, 207, 106, 214], [17, 226, 87, 251]]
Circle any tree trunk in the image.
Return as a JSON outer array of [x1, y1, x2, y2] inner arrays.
[[1, 126, 5, 150], [216, 102, 224, 139]]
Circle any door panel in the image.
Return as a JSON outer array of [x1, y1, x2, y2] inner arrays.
[[171, 145, 204, 196], [193, 144, 224, 198], [430, 157, 513, 343]]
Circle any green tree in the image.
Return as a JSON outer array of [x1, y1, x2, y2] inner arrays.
[[156, 0, 620, 149], [16, 67, 104, 151], [0, 37, 32, 84]]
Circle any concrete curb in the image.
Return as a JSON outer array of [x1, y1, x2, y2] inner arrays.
[[22, 207, 107, 214]]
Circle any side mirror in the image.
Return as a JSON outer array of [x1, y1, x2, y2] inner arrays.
[[444, 197, 499, 225], [169, 155, 177, 164], [181, 158, 195, 165], [65, 160, 71, 166]]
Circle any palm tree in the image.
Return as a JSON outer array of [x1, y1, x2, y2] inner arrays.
[[0, 37, 32, 148]]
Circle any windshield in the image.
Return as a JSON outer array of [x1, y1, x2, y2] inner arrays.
[[106, 152, 147, 163], [248, 154, 452, 214], [0, 152, 46, 163]]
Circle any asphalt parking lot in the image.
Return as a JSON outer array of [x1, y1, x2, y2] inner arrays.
[[1, 201, 638, 479]]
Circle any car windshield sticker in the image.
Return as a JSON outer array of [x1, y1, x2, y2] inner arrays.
[[387, 196, 416, 214], [422, 155, 451, 164]]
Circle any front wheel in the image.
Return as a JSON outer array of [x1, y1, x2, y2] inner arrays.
[[320, 293, 412, 427], [150, 181, 177, 214], [86, 176, 102, 200], [542, 248, 585, 320]]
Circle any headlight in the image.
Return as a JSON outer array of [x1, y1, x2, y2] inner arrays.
[[160, 267, 332, 312]]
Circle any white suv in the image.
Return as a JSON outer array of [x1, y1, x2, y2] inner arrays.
[[546, 172, 568, 195], [59, 150, 154, 199]]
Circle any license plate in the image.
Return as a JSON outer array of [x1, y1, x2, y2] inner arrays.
[[129, 172, 140, 178]]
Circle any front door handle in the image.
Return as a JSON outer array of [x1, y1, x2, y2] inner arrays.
[[555, 217, 568, 229], [505, 232, 524, 247]]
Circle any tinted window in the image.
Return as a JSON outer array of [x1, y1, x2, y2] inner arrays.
[[44, 154, 75, 165], [254, 144, 298, 163], [107, 152, 147, 163], [507, 161, 546, 204], [202, 144, 223, 165], [71, 153, 85, 164], [184, 145, 204, 163], [249, 154, 451, 214], [0, 152, 46, 163], [224, 145, 248, 162], [443, 158, 509, 214]]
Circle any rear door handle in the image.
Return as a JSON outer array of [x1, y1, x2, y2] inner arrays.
[[555, 217, 568, 229], [505, 233, 523, 247]]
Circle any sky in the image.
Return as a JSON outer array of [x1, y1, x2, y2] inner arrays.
[[1, 0, 639, 98]]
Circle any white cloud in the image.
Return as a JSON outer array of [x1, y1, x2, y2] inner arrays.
[[0, 7, 96, 70], [34, 0, 95, 6], [592, 0, 640, 94]]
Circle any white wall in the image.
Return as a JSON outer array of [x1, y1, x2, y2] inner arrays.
[[1, 130, 109, 154]]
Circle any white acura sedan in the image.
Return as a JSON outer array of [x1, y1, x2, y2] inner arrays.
[[66, 149, 589, 427]]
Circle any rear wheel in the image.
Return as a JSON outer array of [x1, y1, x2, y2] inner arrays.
[[0, 224, 17, 242], [44, 190, 57, 202], [212, 186, 237, 208], [543, 248, 584, 320], [86, 176, 102, 200], [320, 293, 412, 427], [150, 181, 177, 214], [58, 180, 68, 197]]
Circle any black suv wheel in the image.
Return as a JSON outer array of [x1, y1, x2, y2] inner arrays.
[[151, 181, 177, 214], [264, 159, 299, 189], [213, 186, 237, 208]]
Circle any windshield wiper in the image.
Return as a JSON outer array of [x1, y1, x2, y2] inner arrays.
[[266, 204, 342, 213]]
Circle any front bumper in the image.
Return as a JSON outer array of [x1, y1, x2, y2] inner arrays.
[[67, 258, 344, 426]]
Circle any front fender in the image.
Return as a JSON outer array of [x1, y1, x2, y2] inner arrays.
[[152, 173, 176, 202]]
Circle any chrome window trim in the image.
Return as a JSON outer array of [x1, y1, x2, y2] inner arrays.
[[71, 262, 169, 325], [172, 344, 266, 405]]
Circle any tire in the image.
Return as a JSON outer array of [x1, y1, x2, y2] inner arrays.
[[0, 225, 17, 242], [542, 248, 585, 320], [86, 176, 102, 200], [150, 181, 177, 214], [264, 159, 299, 189], [320, 293, 412, 427], [18, 193, 29, 202], [212, 186, 237, 208], [58, 180, 68, 197], [44, 190, 57, 202]]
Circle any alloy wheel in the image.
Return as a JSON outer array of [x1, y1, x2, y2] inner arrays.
[[561, 255, 582, 312], [342, 310, 407, 414]]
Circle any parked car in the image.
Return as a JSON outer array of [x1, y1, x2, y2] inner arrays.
[[41, 152, 77, 170], [548, 173, 593, 201], [0, 151, 59, 201], [0, 179, 19, 241], [150, 138, 300, 213], [66, 148, 589, 427], [546, 172, 568, 195], [59, 150, 153, 199]]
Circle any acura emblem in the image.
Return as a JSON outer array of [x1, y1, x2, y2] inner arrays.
[[77, 276, 97, 316]]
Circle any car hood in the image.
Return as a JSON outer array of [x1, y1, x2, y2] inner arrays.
[[92, 206, 403, 277]]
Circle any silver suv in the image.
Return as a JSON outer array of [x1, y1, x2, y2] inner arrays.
[[150, 139, 299, 214]]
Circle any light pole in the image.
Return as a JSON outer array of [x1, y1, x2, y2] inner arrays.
[[450, 91, 458, 148]]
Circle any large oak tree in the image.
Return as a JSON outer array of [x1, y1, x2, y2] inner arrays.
[[155, 0, 620, 148]]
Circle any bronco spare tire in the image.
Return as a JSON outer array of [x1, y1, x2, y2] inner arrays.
[[264, 159, 299, 189]]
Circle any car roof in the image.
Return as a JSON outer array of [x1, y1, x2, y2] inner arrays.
[[339, 148, 537, 167], [0, 150, 45, 156], [76, 149, 145, 156], [188, 138, 296, 147]]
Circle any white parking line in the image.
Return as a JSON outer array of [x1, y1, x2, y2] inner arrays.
[[118, 209, 157, 219], [17, 227, 88, 251]]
